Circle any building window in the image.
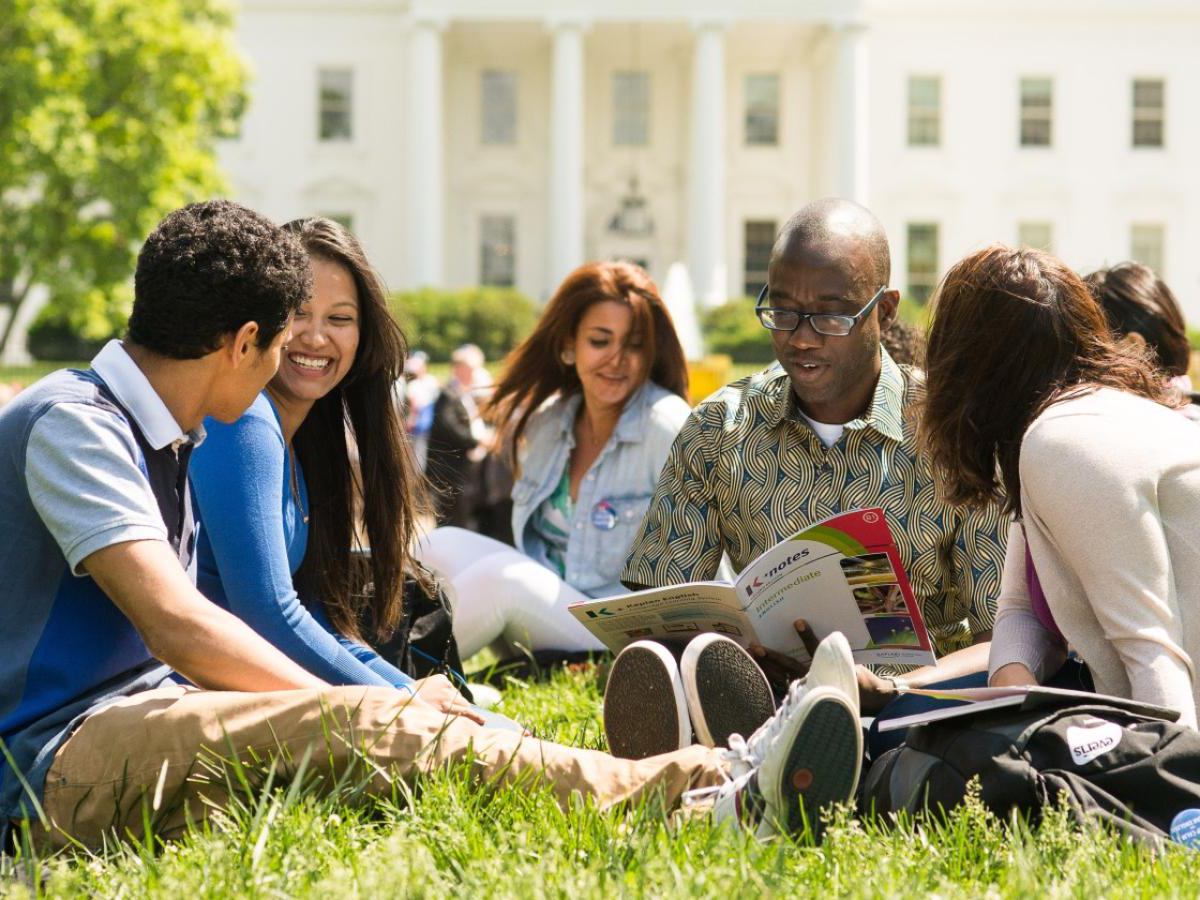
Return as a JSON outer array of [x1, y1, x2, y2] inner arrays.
[[906, 223, 939, 304], [1019, 77, 1052, 147], [1131, 223, 1165, 275], [1132, 78, 1165, 148], [1017, 221, 1053, 253], [480, 215, 516, 287], [744, 74, 780, 146], [481, 71, 517, 145], [322, 212, 355, 233], [613, 71, 649, 146], [317, 68, 353, 141], [743, 220, 776, 297], [906, 76, 940, 147]]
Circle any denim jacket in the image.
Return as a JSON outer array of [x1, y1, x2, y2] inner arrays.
[[511, 380, 691, 599]]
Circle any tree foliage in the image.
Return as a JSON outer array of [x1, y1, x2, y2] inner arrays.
[[0, 0, 247, 355]]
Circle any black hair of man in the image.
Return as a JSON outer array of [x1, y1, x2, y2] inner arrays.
[[772, 198, 891, 293], [128, 200, 311, 359]]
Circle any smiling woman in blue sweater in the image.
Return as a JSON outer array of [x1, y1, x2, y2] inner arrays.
[[189, 217, 478, 721]]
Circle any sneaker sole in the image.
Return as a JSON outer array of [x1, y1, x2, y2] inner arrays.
[[681, 635, 776, 748], [763, 690, 861, 838], [603, 642, 691, 759]]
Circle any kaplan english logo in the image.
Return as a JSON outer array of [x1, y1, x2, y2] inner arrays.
[[744, 549, 811, 597], [1066, 721, 1123, 765]]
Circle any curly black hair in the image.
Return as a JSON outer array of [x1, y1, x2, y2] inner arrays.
[[129, 200, 311, 359]]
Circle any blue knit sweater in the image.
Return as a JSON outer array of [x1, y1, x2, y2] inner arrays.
[[190, 392, 414, 691]]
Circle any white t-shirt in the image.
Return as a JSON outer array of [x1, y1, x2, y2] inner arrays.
[[799, 410, 845, 448]]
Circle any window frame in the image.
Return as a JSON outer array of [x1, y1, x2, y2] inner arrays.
[[481, 70, 518, 146], [906, 222, 940, 304], [1132, 78, 1165, 149], [612, 70, 650, 147], [1019, 76, 1053, 148], [480, 214, 517, 288], [742, 219, 777, 297], [317, 67, 354, 143], [743, 73, 780, 147], [906, 75, 941, 148]]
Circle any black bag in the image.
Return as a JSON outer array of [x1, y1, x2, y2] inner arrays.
[[861, 700, 1200, 844], [371, 565, 472, 702]]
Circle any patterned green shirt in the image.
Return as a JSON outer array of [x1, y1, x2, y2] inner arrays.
[[622, 350, 1010, 656]]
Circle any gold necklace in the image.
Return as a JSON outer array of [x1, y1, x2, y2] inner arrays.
[[288, 447, 310, 524]]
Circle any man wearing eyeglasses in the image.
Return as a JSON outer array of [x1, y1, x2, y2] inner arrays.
[[614, 198, 1009, 759]]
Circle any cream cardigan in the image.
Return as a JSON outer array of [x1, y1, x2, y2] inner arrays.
[[988, 387, 1200, 729]]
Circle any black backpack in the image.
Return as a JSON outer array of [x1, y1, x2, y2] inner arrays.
[[367, 565, 473, 702], [861, 700, 1200, 845]]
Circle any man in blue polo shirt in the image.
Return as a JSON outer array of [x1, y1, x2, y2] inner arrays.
[[2, 199, 863, 850]]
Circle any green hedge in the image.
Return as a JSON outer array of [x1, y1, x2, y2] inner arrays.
[[390, 287, 538, 363], [700, 295, 774, 363]]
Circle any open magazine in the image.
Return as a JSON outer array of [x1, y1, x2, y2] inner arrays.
[[568, 508, 936, 667]]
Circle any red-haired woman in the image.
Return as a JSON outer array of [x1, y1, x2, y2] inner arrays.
[[920, 245, 1200, 729], [420, 261, 691, 659]]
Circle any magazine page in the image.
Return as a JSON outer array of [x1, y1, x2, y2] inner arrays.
[[567, 582, 758, 654], [731, 508, 936, 667]]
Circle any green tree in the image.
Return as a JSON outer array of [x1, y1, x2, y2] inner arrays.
[[0, 0, 247, 356]]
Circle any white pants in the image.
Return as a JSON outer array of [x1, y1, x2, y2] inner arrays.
[[418, 527, 607, 660]]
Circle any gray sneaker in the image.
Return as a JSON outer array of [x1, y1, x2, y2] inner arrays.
[[680, 633, 776, 749], [603, 640, 691, 759]]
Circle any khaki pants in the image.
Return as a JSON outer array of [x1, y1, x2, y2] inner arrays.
[[31, 686, 725, 850]]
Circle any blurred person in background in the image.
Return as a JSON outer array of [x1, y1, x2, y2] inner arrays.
[[880, 318, 925, 368], [425, 343, 492, 529], [1085, 262, 1199, 421], [402, 349, 439, 468], [419, 261, 691, 661], [922, 245, 1200, 729]]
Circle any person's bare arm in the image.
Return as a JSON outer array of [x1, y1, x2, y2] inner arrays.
[[85, 539, 328, 691]]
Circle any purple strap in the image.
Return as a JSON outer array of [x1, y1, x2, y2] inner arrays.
[[1024, 529, 1065, 644]]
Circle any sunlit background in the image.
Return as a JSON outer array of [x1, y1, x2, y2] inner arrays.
[[3, 0, 1199, 372]]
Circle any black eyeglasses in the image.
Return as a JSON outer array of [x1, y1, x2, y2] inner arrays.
[[756, 284, 887, 336]]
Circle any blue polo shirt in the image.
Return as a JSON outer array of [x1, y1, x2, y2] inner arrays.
[[0, 341, 202, 830]]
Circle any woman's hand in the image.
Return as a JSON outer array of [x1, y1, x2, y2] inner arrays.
[[410, 674, 486, 725], [990, 662, 1038, 688]]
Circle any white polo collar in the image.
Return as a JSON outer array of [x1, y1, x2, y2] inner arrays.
[[90, 340, 204, 450]]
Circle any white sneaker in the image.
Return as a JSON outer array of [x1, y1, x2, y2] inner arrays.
[[680, 634, 775, 749], [603, 640, 691, 759], [703, 686, 861, 839], [804, 631, 860, 719], [720, 632, 860, 782]]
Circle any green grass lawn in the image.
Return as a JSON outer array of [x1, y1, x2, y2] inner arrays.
[[5, 665, 1200, 898]]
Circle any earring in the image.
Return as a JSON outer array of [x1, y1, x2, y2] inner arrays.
[[561, 349, 576, 366]]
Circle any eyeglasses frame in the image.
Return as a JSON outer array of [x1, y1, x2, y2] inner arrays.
[[755, 283, 888, 337]]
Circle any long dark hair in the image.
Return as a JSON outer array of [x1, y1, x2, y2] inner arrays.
[[1085, 262, 1191, 377], [486, 261, 688, 463], [919, 244, 1172, 518], [282, 217, 431, 644]]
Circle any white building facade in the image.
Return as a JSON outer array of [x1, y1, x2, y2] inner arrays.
[[220, 0, 1200, 317]]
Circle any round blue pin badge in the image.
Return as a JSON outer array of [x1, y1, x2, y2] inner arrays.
[[591, 500, 618, 531], [1170, 808, 1200, 848]]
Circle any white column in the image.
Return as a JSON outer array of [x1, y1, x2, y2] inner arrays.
[[834, 21, 870, 205], [406, 15, 445, 288], [688, 21, 727, 307], [548, 19, 586, 290]]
